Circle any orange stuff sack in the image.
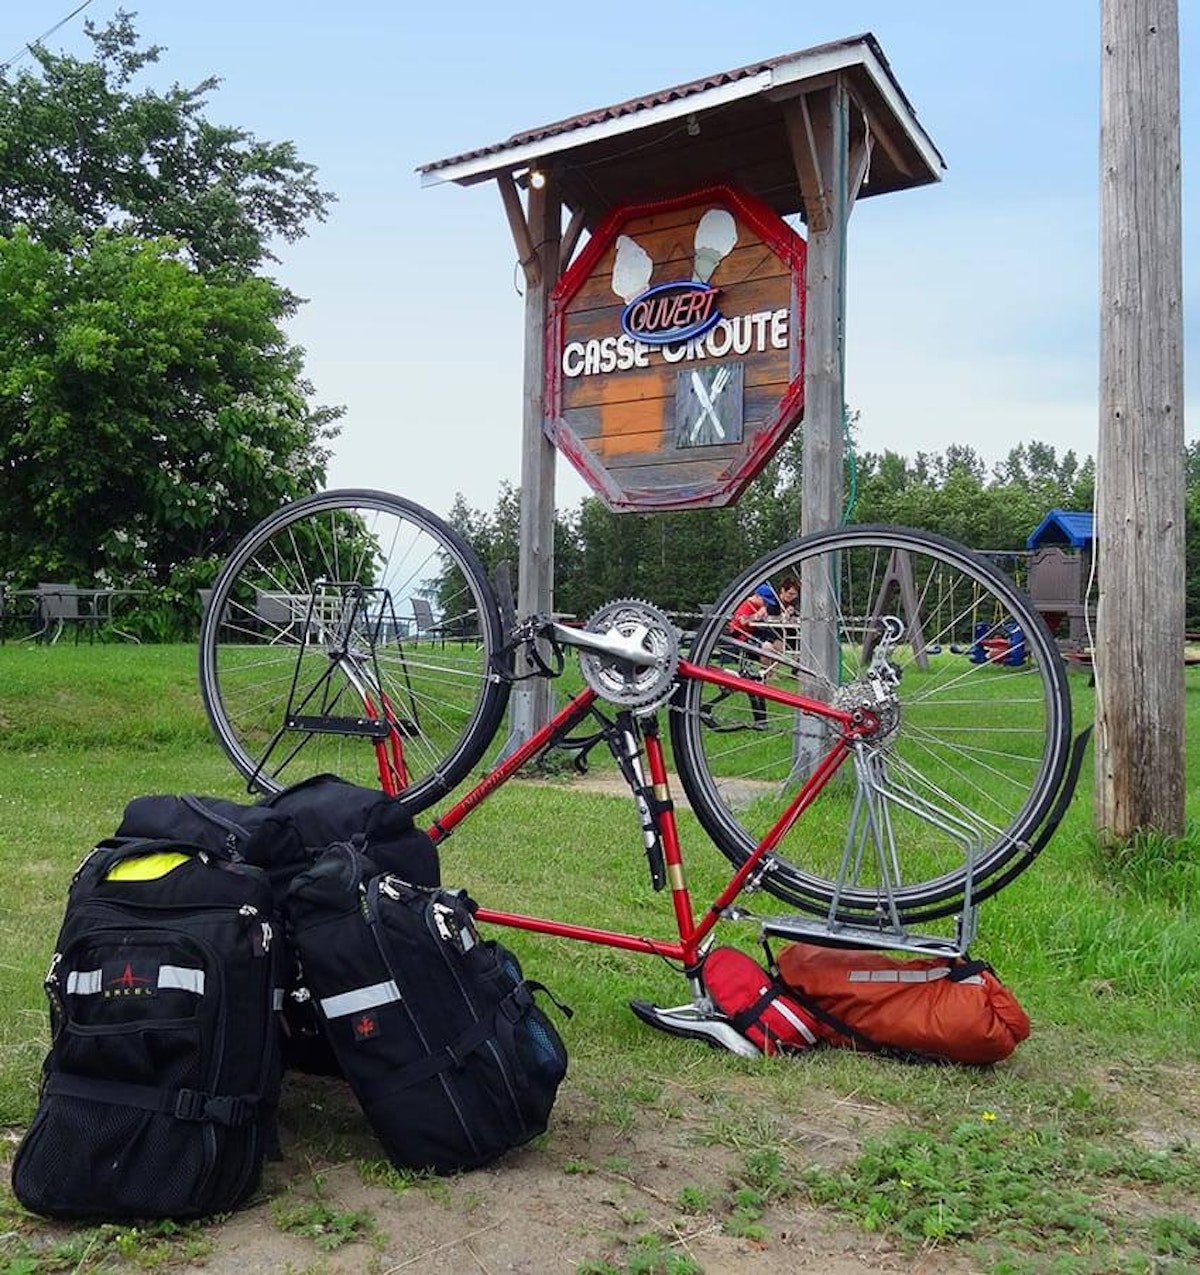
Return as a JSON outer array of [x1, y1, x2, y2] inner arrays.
[[775, 943, 1030, 1065]]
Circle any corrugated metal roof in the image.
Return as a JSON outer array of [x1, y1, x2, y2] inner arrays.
[[419, 33, 929, 178]]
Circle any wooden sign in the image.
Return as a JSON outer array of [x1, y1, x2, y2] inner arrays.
[[547, 185, 806, 511]]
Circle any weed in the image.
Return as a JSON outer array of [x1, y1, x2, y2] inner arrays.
[[625, 1232, 703, 1274], [675, 1184, 713, 1214], [0, 1217, 213, 1272], [271, 1182, 376, 1251], [1148, 1214, 1200, 1260], [354, 1157, 451, 1202], [1093, 824, 1200, 908]]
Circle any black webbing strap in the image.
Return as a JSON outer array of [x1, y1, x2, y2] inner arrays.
[[362, 985, 532, 1100], [728, 983, 782, 1036], [948, 958, 992, 982], [45, 1073, 260, 1126]]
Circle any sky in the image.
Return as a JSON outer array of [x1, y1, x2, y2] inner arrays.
[[2, 1, 1196, 519]]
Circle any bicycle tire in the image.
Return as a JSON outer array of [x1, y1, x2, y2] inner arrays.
[[670, 525, 1072, 924], [199, 489, 510, 804]]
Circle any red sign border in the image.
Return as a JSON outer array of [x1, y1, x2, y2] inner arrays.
[[545, 184, 806, 511]]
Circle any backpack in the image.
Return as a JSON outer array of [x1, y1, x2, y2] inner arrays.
[[286, 843, 569, 1173], [11, 838, 283, 1220], [775, 942, 1031, 1065], [701, 947, 820, 1055], [116, 776, 440, 1076]]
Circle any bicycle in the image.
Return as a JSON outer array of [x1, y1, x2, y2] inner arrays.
[[198, 489, 1081, 1052]]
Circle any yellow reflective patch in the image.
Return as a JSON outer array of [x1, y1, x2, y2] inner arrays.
[[105, 852, 192, 882]]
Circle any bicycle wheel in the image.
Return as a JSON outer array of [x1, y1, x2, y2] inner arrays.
[[670, 525, 1071, 924], [200, 489, 510, 804]]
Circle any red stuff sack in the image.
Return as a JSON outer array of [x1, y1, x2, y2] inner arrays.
[[775, 943, 1030, 1065], [702, 947, 820, 1055]]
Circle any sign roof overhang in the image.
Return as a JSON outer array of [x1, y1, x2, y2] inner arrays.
[[418, 34, 945, 223]]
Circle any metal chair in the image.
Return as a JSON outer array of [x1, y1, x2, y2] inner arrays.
[[410, 597, 444, 647], [36, 583, 98, 644]]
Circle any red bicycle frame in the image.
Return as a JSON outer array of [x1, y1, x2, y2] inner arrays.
[[385, 659, 873, 971]]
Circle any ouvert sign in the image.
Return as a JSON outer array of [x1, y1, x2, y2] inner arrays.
[[546, 184, 806, 511]]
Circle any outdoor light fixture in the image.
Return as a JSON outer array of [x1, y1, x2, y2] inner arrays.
[[528, 168, 547, 190], [692, 208, 737, 282]]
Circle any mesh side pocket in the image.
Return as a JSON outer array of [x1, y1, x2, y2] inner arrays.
[[13, 1089, 210, 1219]]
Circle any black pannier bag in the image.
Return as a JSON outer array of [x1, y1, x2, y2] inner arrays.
[[12, 838, 282, 1220], [287, 843, 569, 1173], [256, 773, 439, 887], [116, 794, 308, 908], [116, 776, 440, 1076]]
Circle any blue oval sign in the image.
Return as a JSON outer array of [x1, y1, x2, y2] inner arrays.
[[620, 281, 722, 347]]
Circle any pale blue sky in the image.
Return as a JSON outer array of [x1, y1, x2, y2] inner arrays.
[[3, 1, 1196, 517]]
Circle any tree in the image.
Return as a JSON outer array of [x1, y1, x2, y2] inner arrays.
[[0, 11, 334, 278], [0, 229, 336, 599], [0, 15, 340, 631]]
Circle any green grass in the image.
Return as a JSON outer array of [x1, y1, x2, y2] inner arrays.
[[0, 644, 1198, 1272]]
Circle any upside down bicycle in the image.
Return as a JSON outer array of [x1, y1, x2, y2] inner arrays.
[[198, 490, 1081, 1052]]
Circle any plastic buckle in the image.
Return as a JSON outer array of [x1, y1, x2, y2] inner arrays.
[[500, 985, 532, 1024], [203, 1094, 257, 1127], [173, 1089, 208, 1122]]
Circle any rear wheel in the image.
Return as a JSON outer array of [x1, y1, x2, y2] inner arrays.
[[199, 489, 509, 804], [670, 525, 1071, 924]]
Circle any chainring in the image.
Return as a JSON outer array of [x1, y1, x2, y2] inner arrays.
[[578, 598, 680, 711]]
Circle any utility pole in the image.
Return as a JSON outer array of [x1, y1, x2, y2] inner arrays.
[[1095, 0, 1185, 836]]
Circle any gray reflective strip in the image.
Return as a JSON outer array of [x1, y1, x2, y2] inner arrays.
[[273, 989, 285, 1011], [771, 998, 817, 1044], [158, 965, 205, 994], [847, 968, 982, 985], [66, 969, 103, 995], [320, 979, 401, 1020]]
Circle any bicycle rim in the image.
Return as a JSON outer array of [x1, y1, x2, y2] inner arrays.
[[199, 489, 509, 805], [670, 525, 1071, 923]]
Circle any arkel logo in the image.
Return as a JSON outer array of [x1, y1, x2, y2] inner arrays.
[[104, 961, 155, 998]]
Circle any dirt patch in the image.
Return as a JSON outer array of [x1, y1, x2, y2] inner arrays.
[[4, 1073, 975, 1274], [165, 1078, 968, 1275]]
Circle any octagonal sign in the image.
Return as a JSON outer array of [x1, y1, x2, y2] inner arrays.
[[547, 184, 806, 511]]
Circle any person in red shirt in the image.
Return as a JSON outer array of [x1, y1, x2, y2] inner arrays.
[[729, 577, 799, 674]]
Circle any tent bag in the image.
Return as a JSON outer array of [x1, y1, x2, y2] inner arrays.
[[775, 942, 1030, 1065]]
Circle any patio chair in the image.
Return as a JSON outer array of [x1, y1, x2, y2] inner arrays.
[[36, 583, 99, 644], [410, 597, 445, 647]]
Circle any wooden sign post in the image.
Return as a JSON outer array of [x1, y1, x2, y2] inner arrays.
[[420, 36, 945, 739]]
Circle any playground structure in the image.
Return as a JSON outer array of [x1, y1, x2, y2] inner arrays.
[[1025, 508, 1096, 654]]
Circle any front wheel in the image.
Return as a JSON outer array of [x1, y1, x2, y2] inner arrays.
[[199, 489, 510, 804], [670, 525, 1072, 924]]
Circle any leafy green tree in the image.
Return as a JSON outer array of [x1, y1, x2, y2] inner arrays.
[[0, 10, 333, 277], [0, 15, 339, 634], [0, 229, 336, 607]]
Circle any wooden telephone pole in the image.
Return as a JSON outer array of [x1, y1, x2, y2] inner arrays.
[[1095, 0, 1185, 836]]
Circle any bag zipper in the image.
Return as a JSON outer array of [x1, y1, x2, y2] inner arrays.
[[180, 795, 251, 859]]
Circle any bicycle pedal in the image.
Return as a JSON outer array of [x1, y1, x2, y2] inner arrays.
[[629, 999, 761, 1058]]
